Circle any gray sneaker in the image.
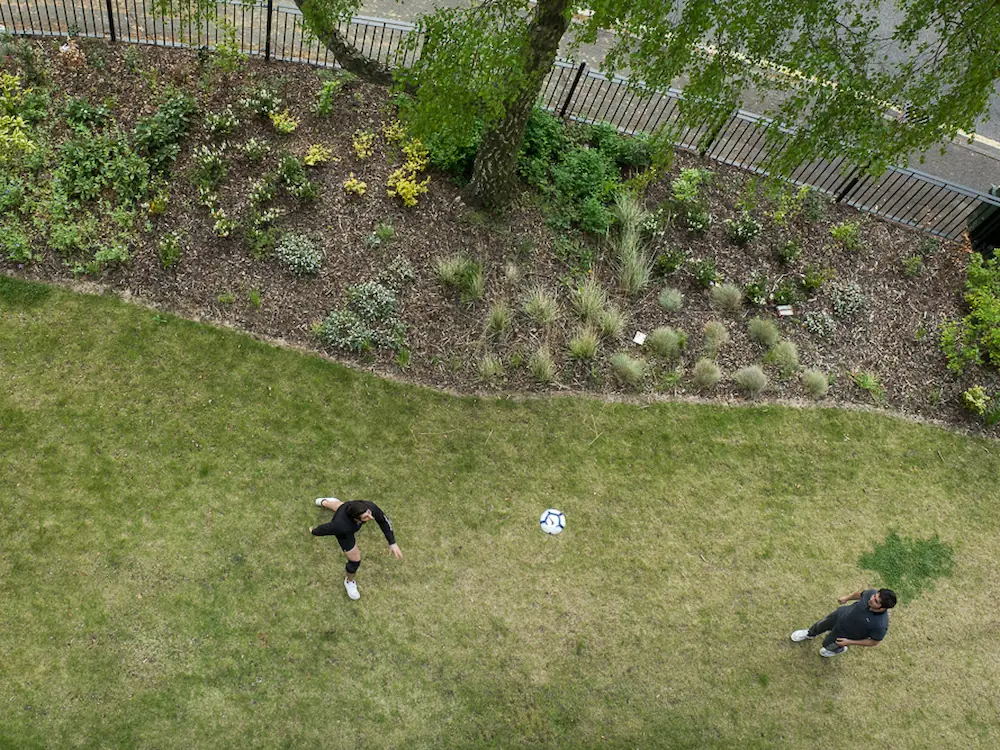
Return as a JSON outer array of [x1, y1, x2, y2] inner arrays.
[[820, 645, 847, 657], [790, 630, 815, 642]]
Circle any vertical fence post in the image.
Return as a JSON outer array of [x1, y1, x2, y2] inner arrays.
[[559, 62, 587, 119], [264, 0, 273, 61], [104, 0, 117, 42]]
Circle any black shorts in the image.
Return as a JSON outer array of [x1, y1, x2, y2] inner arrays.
[[336, 533, 357, 552]]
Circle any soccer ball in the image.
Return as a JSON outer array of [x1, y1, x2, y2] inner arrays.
[[539, 509, 566, 535]]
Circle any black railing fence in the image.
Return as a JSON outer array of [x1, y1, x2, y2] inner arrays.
[[4, 0, 1000, 245]]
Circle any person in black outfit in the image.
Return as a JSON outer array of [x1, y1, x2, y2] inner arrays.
[[791, 588, 897, 657], [310, 497, 402, 600]]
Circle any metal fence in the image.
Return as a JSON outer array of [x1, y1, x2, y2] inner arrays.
[[4, 0, 1000, 245]]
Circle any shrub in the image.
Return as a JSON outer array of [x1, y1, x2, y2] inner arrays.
[[192, 144, 228, 190], [940, 318, 982, 374], [658, 286, 684, 312], [485, 301, 512, 336], [132, 92, 197, 174], [802, 369, 829, 398], [748, 317, 780, 347], [577, 195, 614, 235], [902, 256, 924, 277], [241, 137, 270, 162], [304, 144, 334, 166], [710, 283, 743, 316], [380, 255, 417, 292], [830, 281, 867, 318], [733, 365, 768, 397], [597, 305, 625, 338], [688, 258, 719, 289], [724, 211, 762, 245], [766, 340, 800, 377], [803, 311, 837, 337], [692, 357, 722, 390], [314, 72, 356, 115], [851, 370, 885, 403], [157, 231, 183, 269], [803, 189, 829, 221], [204, 106, 240, 136], [962, 385, 990, 416], [275, 233, 322, 276], [523, 286, 559, 326], [387, 139, 431, 207], [318, 281, 405, 353], [568, 328, 600, 360], [801, 265, 835, 294], [1, 224, 34, 262], [520, 107, 568, 164], [348, 281, 398, 321], [529, 346, 557, 384], [702, 321, 730, 356], [959, 252, 1000, 367], [610, 352, 647, 387], [242, 86, 281, 117], [777, 239, 802, 266], [551, 147, 616, 201], [744, 271, 769, 306], [64, 95, 112, 130], [772, 280, 802, 306], [571, 276, 608, 324], [646, 326, 686, 361], [478, 353, 505, 382], [654, 247, 687, 277], [830, 221, 861, 250], [353, 129, 376, 159], [342, 174, 367, 196]]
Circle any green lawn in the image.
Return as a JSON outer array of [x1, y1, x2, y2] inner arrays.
[[1, 276, 998, 749]]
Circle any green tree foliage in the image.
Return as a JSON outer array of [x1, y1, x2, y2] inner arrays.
[[160, 0, 1000, 208]]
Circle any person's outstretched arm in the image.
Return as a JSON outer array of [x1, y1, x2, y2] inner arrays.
[[368, 502, 402, 559], [838, 590, 863, 604]]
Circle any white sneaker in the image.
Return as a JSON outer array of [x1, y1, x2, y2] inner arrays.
[[344, 578, 360, 600], [820, 645, 847, 657], [790, 630, 815, 642], [315, 497, 339, 508]]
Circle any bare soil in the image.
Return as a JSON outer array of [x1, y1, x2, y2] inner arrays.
[[4, 39, 998, 437]]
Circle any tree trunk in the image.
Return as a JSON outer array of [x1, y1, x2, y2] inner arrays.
[[464, 0, 572, 211], [292, 1, 395, 85]]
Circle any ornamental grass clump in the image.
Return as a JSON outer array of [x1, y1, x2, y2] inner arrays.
[[646, 326, 687, 361], [611, 191, 652, 296], [691, 357, 722, 391], [568, 328, 599, 360], [484, 301, 512, 337], [748, 317, 780, 347], [571, 276, 608, 324], [802, 369, 829, 398], [702, 320, 730, 357], [766, 340, 800, 378], [529, 346, 556, 384], [275, 232, 322, 276], [523, 286, 559, 326], [733, 365, 768, 397], [436, 254, 484, 303], [610, 352, 648, 388], [658, 286, 683, 312], [478, 354, 504, 382], [710, 282, 743, 316]]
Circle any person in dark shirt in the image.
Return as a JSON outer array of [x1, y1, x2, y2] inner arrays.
[[310, 497, 402, 600], [791, 588, 897, 657]]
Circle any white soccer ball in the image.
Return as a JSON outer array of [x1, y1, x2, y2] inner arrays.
[[539, 508, 566, 535]]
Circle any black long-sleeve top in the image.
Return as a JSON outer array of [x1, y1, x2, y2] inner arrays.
[[311, 501, 395, 551]]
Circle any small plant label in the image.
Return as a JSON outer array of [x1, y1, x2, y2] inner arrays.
[[776, 305, 794, 317], [633, 331, 647, 345]]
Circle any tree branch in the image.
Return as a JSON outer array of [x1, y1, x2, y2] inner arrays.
[[292, 0, 396, 85]]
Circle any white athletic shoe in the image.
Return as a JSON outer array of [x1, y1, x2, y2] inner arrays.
[[315, 497, 339, 508], [344, 578, 360, 600], [790, 630, 815, 642], [820, 645, 847, 657]]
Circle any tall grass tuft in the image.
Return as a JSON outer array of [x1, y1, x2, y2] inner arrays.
[[523, 286, 559, 326], [766, 340, 800, 378], [435, 254, 485, 303], [733, 365, 768, 397], [597, 305, 625, 339], [646, 326, 686, 361], [610, 352, 648, 388], [477, 353, 504, 382], [710, 283, 743, 316], [611, 191, 653, 296], [485, 301, 512, 337], [529, 346, 556, 384], [571, 276, 608, 324], [702, 320, 730, 357]]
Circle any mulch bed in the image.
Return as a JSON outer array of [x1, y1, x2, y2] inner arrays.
[[4, 38, 999, 437]]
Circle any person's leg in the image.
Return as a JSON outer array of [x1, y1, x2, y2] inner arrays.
[[807, 610, 839, 639], [344, 546, 361, 582], [318, 498, 343, 512]]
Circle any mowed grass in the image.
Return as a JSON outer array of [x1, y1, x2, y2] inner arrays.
[[1, 276, 999, 749]]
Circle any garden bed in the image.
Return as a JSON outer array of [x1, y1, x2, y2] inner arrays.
[[2, 37, 998, 435]]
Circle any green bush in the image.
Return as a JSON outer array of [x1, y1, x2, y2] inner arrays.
[[961, 385, 990, 416], [830, 221, 861, 250], [688, 258, 719, 289], [710, 283, 743, 316], [801, 265, 835, 294], [724, 211, 761, 245], [64, 96, 112, 130], [157, 231, 183, 269], [766, 340, 800, 378], [748, 317, 780, 347], [1, 224, 33, 262], [744, 271, 769, 306], [733, 365, 768, 397], [577, 195, 614, 235], [275, 233, 322, 276], [940, 318, 982, 374], [521, 107, 568, 163], [318, 281, 405, 352], [646, 326, 686, 361], [830, 281, 867, 318], [654, 247, 687, 277], [551, 147, 616, 202], [702, 321, 730, 356], [803, 311, 837, 337], [610, 352, 647, 388], [960, 252, 1000, 367], [132, 93, 197, 175], [777, 239, 802, 266]]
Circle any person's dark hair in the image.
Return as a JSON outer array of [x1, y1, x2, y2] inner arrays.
[[343, 501, 369, 522], [878, 589, 897, 609]]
